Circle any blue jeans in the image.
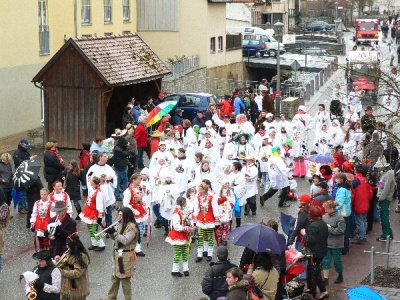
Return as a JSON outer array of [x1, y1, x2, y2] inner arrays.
[[18, 191, 27, 211], [105, 205, 113, 227], [354, 213, 367, 240], [114, 168, 128, 200], [152, 203, 164, 223], [135, 148, 145, 169]]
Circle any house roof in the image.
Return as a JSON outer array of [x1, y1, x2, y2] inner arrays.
[[33, 34, 171, 86]]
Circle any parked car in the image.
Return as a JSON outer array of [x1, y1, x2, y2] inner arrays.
[[306, 21, 332, 31], [243, 34, 285, 57], [242, 38, 267, 57], [165, 92, 217, 121]]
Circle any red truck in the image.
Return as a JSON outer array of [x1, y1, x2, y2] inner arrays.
[[353, 19, 379, 45]]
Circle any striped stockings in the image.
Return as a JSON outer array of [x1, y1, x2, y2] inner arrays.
[[173, 245, 188, 263], [198, 228, 215, 249], [87, 224, 101, 241]]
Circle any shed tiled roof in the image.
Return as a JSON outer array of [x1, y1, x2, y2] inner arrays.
[[73, 34, 171, 86]]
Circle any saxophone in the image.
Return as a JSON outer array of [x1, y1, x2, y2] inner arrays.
[[27, 282, 37, 300]]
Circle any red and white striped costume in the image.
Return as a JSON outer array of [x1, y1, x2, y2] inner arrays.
[[49, 191, 73, 218], [80, 188, 105, 224], [30, 200, 51, 237]]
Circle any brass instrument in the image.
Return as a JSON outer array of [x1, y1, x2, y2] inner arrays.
[[94, 220, 120, 237], [56, 250, 69, 268], [27, 280, 37, 300]]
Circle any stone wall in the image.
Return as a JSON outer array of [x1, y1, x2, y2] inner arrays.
[[163, 61, 246, 96]]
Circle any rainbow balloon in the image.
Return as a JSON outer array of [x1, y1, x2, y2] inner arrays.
[[146, 100, 178, 127]]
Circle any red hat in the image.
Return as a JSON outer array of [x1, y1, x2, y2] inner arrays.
[[158, 92, 165, 98], [297, 194, 311, 203], [342, 161, 353, 172]]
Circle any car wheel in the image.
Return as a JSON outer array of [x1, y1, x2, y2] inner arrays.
[[255, 51, 262, 58], [269, 50, 277, 57]]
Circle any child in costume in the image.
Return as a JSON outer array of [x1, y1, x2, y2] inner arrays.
[[123, 173, 148, 257], [215, 182, 234, 246], [165, 196, 193, 277], [30, 188, 51, 250]]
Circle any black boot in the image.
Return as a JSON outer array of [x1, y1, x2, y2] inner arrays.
[[236, 217, 241, 228], [334, 273, 343, 284], [75, 209, 81, 221]]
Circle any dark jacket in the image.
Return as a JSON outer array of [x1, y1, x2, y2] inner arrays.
[[27, 178, 44, 211], [303, 219, 328, 259], [47, 214, 77, 257], [172, 114, 183, 126], [312, 190, 334, 215], [65, 171, 85, 200], [288, 207, 310, 245], [43, 151, 65, 184], [113, 138, 130, 170], [13, 145, 31, 169], [201, 260, 238, 299], [0, 161, 13, 193], [191, 116, 206, 128], [34, 264, 60, 300]]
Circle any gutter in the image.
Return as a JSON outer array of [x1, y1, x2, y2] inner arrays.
[[33, 82, 46, 126]]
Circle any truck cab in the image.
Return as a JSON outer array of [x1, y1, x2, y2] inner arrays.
[[353, 19, 379, 45]]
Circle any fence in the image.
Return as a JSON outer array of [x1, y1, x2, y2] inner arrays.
[[163, 73, 261, 97], [163, 55, 201, 80], [364, 236, 400, 284]]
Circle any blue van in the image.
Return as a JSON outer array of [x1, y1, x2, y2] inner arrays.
[[166, 93, 217, 121], [242, 38, 267, 57]]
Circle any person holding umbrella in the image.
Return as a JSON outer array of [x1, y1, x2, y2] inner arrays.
[[247, 252, 279, 300], [300, 206, 329, 300]]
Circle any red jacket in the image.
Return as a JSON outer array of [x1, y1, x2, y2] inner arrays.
[[351, 173, 372, 214], [134, 123, 149, 149], [219, 99, 232, 116]]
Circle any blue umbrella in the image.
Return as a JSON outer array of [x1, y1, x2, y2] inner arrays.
[[228, 222, 287, 254], [307, 154, 334, 164], [347, 285, 387, 300]]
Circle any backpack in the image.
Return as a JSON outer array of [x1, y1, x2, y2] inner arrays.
[[247, 286, 263, 300]]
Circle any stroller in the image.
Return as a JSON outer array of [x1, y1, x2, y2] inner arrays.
[[329, 99, 344, 124], [281, 261, 308, 299]]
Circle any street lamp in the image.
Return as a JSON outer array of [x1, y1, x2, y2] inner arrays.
[[274, 21, 284, 116]]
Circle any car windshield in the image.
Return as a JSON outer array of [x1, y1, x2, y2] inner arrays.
[[208, 96, 217, 104], [181, 95, 202, 106], [164, 95, 180, 103], [359, 23, 377, 30], [350, 64, 378, 81], [242, 40, 250, 45]]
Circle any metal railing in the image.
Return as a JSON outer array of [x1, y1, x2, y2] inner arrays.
[[164, 55, 201, 80], [364, 236, 400, 284], [39, 25, 50, 55]]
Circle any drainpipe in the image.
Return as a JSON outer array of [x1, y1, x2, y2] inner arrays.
[[33, 82, 46, 127], [74, 0, 78, 38]]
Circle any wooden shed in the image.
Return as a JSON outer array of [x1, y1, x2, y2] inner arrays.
[[32, 34, 171, 149]]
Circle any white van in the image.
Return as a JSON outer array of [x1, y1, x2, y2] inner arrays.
[[228, 26, 275, 37]]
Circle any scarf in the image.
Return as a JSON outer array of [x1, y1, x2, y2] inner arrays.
[[47, 149, 64, 164]]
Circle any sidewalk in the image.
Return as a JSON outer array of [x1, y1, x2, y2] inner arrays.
[[304, 51, 400, 299]]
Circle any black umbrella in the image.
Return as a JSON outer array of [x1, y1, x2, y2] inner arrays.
[[12, 160, 41, 191]]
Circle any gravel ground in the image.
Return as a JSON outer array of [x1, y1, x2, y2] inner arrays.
[[361, 266, 400, 289]]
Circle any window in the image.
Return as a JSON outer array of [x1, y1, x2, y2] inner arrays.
[[82, 34, 92, 38], [104, 0, 112, 23], [181, 95, 201, 107], [210, 37, 216, 53], [104, 32, 113, 36], [38, 0, 49, 55], [218, 36, 223, 51], [81, 0, 91, 24], [122, 30, 132, 35], [123, 0, 130, 22]]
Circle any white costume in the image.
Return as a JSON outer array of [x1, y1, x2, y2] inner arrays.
[[313, 110, 331, 132]]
